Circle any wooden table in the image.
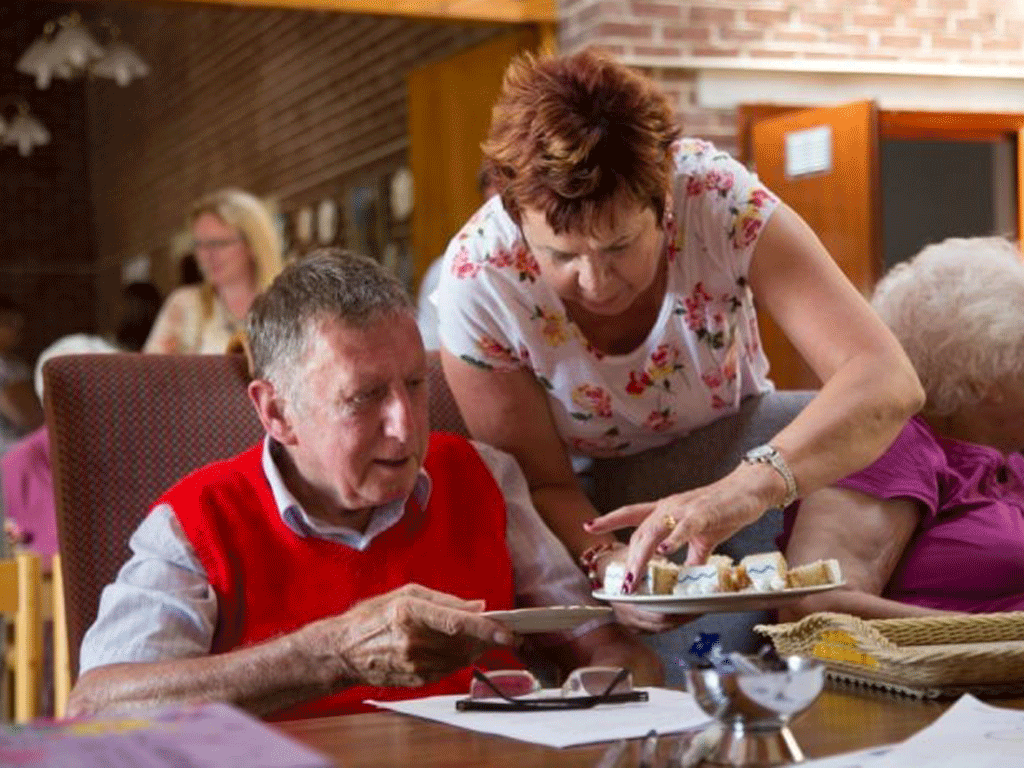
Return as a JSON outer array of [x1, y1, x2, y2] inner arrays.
[[277, 685, 1024, 766]]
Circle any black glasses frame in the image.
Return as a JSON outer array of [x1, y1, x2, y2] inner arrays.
[[455, 668, 649, 712]]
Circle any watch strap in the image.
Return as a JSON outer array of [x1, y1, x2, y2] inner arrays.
[[742, 444, 798, 507]]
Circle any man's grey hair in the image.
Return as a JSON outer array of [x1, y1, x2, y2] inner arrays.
[[247, 248, 415, 399]]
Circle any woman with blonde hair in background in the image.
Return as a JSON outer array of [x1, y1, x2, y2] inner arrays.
[[145, 189, 283, 354]]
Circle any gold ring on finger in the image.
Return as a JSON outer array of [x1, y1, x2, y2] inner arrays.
[[663, 513, 678, 532]]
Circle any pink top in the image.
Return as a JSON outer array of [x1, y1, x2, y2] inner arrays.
[[783, 416, 1024, 612], [1, 426, 58, 562]]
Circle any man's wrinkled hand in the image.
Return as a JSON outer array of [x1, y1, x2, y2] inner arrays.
[[301, 583, 518, 689]]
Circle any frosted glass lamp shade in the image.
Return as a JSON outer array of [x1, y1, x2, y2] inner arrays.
[[92, 41, 150, 86], [3, 112, 51, 157], [16, 35, 74, 90], [48, 22, 104, 69], [15, 37, 54, 77]]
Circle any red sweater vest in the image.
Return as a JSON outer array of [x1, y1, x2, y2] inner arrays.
[[167, 432, 523, 720]]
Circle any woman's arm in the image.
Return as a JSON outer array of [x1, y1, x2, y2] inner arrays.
[[588, 204, 925, 580], [440, 348, 602, 559], [781, 486, 953, 620], [748, 202, 925, 497]]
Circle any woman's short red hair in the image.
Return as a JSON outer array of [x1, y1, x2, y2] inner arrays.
[[483, 48, 681, 234]]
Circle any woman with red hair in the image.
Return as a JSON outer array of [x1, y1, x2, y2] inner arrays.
[[435, 49, 923, 631]]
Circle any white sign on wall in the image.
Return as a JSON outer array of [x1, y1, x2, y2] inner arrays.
[[784, 125, 832, 178]]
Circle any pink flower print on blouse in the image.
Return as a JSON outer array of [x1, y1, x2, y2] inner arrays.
[[729, 188, 777, 250], [703, 168, 735, 197], [647, 344, 685, 384], [626, 369, 654, 396], [451, 246, 480, 279], [571, 426, 631, 457], [676, 283, 735, 350], [570, 384, 613, 421], [681, 282, 713, 333], [702, 357, 737, 394], [626, 344, 687, 397], [701, 369, 723, 389], [749, 189, 773, 209], [488, 244, 515, 270], [479, 335, 519, 364], [732, 211, 764, 250], [645, 408, 677, 433], [459, 335, 519, 370], [530, 305, 572, 346], [512, 240, 540, 282]]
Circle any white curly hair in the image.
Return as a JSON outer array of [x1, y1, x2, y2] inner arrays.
[[871, 236, 1024, 417]]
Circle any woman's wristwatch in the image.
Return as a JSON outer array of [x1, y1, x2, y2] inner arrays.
[[742, 444, 799, 507]]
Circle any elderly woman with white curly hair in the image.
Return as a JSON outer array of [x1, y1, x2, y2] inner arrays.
[[780, 236, 1024, 620]]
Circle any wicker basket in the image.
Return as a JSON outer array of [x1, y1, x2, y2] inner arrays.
[[755, 611, 1024, 698]]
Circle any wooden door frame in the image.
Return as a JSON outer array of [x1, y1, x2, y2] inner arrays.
[[739, 104, 1024, 159], [739, 104, 1024, 247]]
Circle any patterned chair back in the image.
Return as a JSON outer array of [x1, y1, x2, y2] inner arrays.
[[44, 353, 262, 680]]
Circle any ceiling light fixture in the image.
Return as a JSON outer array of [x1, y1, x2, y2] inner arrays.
[[16, 12, 149, 90]]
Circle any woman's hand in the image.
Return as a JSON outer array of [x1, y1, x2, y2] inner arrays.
[[588, 539, 712, 634], [585, 463, 781, 593]]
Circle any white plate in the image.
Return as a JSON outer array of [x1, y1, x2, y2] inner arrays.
[[483, 606, 613, 633], [591, 582, 845, 614]]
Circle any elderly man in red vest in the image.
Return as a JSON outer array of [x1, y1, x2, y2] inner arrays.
[[68, 249, 661, 719]]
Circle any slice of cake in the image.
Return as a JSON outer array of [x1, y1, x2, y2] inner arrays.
[[602, 560, 661, 594], [649, 559, 681, 594], [786, 558, 843, 588], [738, 551, 789, 592], [602, 561, 627, 594], [602, 557, 680, 594], [673, 554, 734, 596]]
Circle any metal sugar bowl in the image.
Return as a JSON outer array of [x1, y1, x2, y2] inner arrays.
[[683, 655, 825, 766]]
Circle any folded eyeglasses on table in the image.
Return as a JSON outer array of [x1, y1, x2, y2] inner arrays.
[[455, 667, 649, 711]]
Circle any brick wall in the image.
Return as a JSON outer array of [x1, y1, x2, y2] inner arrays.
[[559, 0, 1024, 152], [0, 2, 94, 361], [87, 2, 507, 327]]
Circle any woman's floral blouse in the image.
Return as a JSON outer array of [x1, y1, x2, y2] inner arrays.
[[436, 140, 780, 457]]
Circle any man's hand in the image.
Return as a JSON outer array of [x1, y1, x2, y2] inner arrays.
[[301, 583, 520, 690]]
